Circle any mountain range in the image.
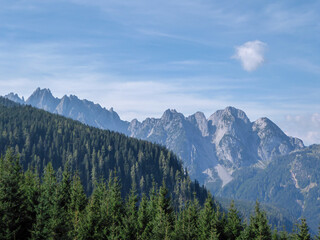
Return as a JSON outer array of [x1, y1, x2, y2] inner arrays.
[[5, 88, 304, 188], [5, 88, 320, 232]]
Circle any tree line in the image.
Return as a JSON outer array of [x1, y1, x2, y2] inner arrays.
[[0, 150, 316, 240]]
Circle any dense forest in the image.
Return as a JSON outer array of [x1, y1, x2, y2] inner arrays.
[[0, 97, 207, 205], [0, 150, 316, 240]]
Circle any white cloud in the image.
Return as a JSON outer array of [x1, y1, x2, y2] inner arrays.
[[233, 40, 266, 72], [281, 113, 320, 145]]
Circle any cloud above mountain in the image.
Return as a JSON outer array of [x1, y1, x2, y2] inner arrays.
[[233, 40, 266, 72], [282, 113, 320, 145]]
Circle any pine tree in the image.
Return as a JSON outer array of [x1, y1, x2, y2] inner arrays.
[[198, 192, 219, 240], [107, 173, 125, 240], [246, 201, 272, 240], [137, 194, 152, 240], [32, 162, 57, 239], [153, 184, 175, 240], [296, 218, 310, 240], [76, 180, 107, 240], [175, 194, 200, 240], [123, 186, 139, 239], [225, 200, 243, 240], [22, 168, 41, 238], [69, 172, 87, 239], [0, 150, 28, 240], [51, 164, 73, 239]]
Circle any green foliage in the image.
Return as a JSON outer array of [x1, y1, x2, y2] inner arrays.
[[0, 149, 29, 240], [0, 151, 316, 240], [225, 200, 243, 240], [0, 97, 207, 205], [245, 201, 272, 240], [296, 218, 311, 240]]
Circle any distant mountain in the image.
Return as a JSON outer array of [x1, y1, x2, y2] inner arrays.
[[5, 88, 129, 133], [5, 88, 304, 189], [129, 106, 304, 191], [220, 144, 320, 233]]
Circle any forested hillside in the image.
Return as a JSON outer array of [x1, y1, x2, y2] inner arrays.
[[0, 97, 207, 204], [0, 150, 315, 240]]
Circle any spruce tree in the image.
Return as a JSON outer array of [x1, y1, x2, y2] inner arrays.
[[175, 194, 200, 240], [22, 168, 41, 238], [107, 173, 125, 240], [198, 192, 219, 240], [69, 172, 87, 239], [246, 201, 272, 240], [32, 162, 57, 239], [51, 164, 73, 239], [137, 194, 152, 240], [153, 184, 174, 240], [225, 200, 243, 240], [296, 218, 310, 240], [0, 150, 28, 240], [123, 186, 139, 239]]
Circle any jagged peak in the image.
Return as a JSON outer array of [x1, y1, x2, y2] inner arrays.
[[253, 117, 283, 132], [27, 87, 55, 101], [161, 109, 185, 122], [193, 111, 207, 119], [208, 106, 250, 124], [4, 92, 25, 104]]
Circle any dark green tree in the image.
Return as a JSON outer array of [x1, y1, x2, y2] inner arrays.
[[137, 193, 152, 240], [245, 201, 272, 240], [225, 200, 243, 240], [123, 186, 139, 239], [31, 162, 57, 239], [153, 184, 175, 240], [198, 193, 219, 240], [0, 150, 28, 240], [51, 164, 73, 239], [296, 218, 310, 240], [69, 172, 87, 238], [175, 194, 200, 240]]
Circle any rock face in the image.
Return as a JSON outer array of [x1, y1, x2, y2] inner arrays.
[[128, 106, 304, 188], [4, 92, 25, 104], [220, 144, 320, 233], [4, 89, 304, 189]]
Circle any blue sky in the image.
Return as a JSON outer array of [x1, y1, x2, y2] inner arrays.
[[0, 0, 319, 144]]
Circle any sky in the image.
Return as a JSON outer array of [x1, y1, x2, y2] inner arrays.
[[0, 0, 319, 145]]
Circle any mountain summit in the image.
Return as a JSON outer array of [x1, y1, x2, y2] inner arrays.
[[4, 88, 304, 189]]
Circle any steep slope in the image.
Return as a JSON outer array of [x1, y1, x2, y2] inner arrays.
[[130, 106, 304, 191], [220, 144, 320, 233], [0, 97, 208, 204], [129, 109, 217, 183]]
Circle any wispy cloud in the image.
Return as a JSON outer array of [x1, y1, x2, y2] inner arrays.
[[232, 41, 267, 72]]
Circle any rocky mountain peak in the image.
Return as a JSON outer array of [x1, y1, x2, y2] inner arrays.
[[209, 106, 250, 125], [253, 117, 287, 139], [161, 109, 184, 122], [187, 112, 209, 137], [26, 88, 59, 111], [4, 92, 25, 104]]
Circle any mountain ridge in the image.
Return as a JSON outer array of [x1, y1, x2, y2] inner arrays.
[[4, 88, 304, 189]]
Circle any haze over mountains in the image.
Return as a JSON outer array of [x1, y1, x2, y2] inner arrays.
[[5, 88, 304, 187]]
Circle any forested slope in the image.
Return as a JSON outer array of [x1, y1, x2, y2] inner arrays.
[[0, 97, 207, 204]]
